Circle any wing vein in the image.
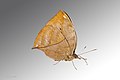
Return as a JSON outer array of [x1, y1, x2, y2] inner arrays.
[[39, 38, 65, 48]]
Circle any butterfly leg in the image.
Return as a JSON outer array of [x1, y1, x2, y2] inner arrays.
[[78, 56, 88, 65], [72, 61, 77, 70], [53, 61, 61, 65]]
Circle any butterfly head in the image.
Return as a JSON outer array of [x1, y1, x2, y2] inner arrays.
[[72, 53, 88, 65], [65, 54, 80, 61]]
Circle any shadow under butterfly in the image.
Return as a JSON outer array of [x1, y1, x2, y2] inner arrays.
[[32, 10, 97, 70]]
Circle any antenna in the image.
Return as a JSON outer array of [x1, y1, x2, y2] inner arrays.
[[79, 49, 97, 55], [77, 48, 97, 65]]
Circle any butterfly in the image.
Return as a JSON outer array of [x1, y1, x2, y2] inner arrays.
[[32, 10, 96, 70]]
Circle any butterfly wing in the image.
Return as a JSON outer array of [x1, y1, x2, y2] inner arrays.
[[33, 10, 77, 61]]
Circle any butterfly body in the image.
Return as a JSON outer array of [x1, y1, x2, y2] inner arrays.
[[44, 50, 79, 61]]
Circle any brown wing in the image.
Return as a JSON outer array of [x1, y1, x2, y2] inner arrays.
[[33, 10, 77, 61]]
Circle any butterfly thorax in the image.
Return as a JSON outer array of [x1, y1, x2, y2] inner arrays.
[[64, 54, 79, 61]]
